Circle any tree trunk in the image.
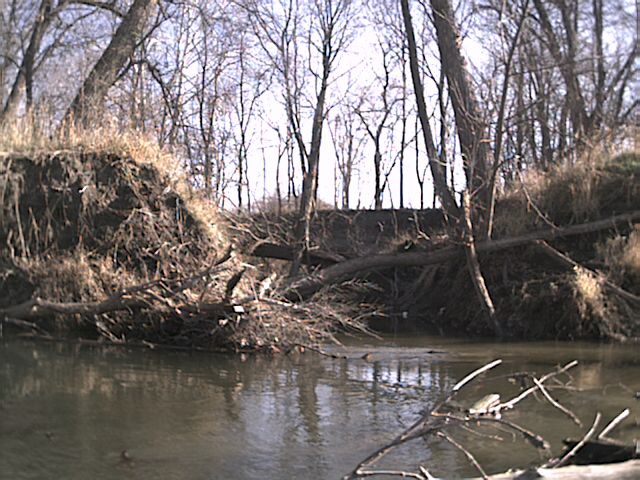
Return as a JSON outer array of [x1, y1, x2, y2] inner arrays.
[[289, 72, 329, 277], [400, 0, 460, 219], [462, 190, 502, 337], [430, 0, 491, 218], [0, 0, 53, 123], [65, 0, 157, 126], [374, 149, 383, 209]]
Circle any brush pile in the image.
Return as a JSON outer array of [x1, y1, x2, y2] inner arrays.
[[0, 147, 359, 350]]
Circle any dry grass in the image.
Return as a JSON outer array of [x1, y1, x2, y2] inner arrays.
[[598, 226, 640, 291], [0, 112, 225, 248], [572, 267, 607, 320], [493, 148, 639, 237], [1, 112, 164, 163]]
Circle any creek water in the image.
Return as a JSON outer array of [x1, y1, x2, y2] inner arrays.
[[1, 336, 638, 479]]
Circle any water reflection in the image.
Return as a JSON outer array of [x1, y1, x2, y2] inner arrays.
[[0, 337, 638, 479]]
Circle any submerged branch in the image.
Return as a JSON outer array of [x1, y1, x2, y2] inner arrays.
[[344, 359, 639, 479]]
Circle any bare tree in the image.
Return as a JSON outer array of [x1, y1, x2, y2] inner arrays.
[[329, 100, 365, 209], [246, 0, 353, 277], [65, 0, 158, 125], [0, 0, 53, 122], [400, 0, 459, 217], [354, 43, 396, 210], [402, 0, 502, 336]]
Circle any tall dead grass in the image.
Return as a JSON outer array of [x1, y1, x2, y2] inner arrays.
[[0, 112, 225, 248], [493, 148, 639, 237], [598, 226, 640, 292]]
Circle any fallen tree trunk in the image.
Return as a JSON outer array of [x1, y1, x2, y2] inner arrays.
[[1, 296, 147, 321], [251, 241, 345, 266], [285, 210, 640, 300]]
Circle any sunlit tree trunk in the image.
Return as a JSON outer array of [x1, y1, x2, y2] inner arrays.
[[65, 0, 157, 125]]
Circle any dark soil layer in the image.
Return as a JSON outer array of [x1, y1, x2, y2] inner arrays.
[[1, 153, 213, 297], [231, 208, 445, 259]]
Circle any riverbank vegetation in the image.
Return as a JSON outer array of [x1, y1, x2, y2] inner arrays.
[[1, 134, 637, 348], [0, 124, 369, 351], [241, 149, 639, 341], [1, 0, 638, 348]]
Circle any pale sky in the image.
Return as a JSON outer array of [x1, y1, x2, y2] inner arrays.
[[238, 22, 486, 211]]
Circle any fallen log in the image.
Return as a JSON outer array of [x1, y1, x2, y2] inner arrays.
[[366, 460, 640, 479], [536, 240, 640, 307], [559, 438, 639, 465], [0, 252, 236, 322], [250, 241, 345, 266], [1, 296, 147, 320], [285, 210, 640, 300]]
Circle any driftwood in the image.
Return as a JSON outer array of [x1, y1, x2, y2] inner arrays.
[[345, 359, 639, 480], [286, 210, 640, 300], [469, 460, 640, 480]]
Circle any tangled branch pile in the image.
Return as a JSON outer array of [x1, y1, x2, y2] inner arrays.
[[346, 359, 640, 479], [0, 144, 360, 351]]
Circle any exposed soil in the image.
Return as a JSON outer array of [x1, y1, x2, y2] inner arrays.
[[366, 153, 640, 340], [0, 151, 358, 350], [1, 149, 637, 347]]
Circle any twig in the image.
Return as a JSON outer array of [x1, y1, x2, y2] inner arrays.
[[418, 466, 435, 479], [344, 424, 444, 479], [2, 316, 49, 335], [598, 409, 630, 440], [517, 171, 558, 230], [353, 470, 427, 479], [476, 416, 549, 450], [437, 431, 488, 479], [459, 424, 504, 442], [452, 359, 503, 393], [551, 412, 601, 468], [532, 376, 582, 426], [497, 360, 578, 411]]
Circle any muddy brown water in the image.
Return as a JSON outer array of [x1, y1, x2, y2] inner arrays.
[[1, 336, 638, 479]]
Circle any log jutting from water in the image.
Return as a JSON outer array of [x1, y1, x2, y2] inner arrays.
[[471, 460, 640, 479], [285, 210, 640, 300], [251, 241, 345, 266]]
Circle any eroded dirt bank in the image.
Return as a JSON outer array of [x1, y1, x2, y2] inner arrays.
[[237, 152, 640, 341], [0, 150, 359, 351], [1, 149, 638, 347]]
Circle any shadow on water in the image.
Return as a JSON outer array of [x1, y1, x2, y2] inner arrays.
[[0, 336, 638, 479]]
